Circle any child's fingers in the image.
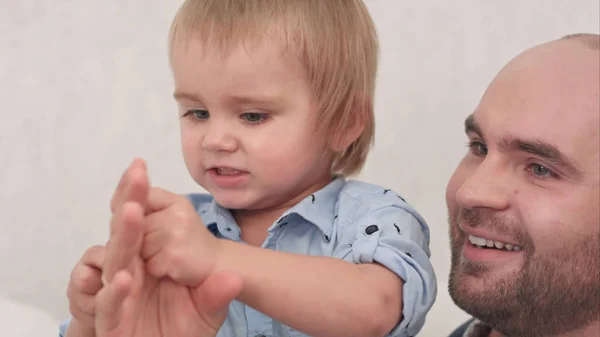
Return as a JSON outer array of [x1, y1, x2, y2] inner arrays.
[[144, 251, 170, 281], [139, 208, 175, 261], [142, 210, 202, 285], [104, 201, 144, 284], [144, 242, 204, 287], [68, 292, 97, 318], [70, 263, 103, 295], [95, 270, 133, 336], [81, 245, 106, 270], [145, 186, 181, 214], [140, 227, 166, 262]]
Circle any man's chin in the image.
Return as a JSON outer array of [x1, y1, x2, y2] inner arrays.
[[450, 255, 518, 300], [449, 267, 486, 297], [452, 257, 520, 285], [449, 270, 513, 319]]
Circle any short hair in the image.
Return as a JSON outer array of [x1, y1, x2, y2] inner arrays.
[[168, 0, 379, 176], [561, 33, 600, 50]]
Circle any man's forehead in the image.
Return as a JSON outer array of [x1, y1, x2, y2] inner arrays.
[[481, 39, 599, 111], [469, 38, 599, 159]]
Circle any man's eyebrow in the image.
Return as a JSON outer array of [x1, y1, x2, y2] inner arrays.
[[464, 114, 482, 136], [463, 114, 581, 174], [500, 137, 582, 174]]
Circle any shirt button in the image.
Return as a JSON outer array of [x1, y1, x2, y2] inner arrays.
[[365, 225, 379, 235]]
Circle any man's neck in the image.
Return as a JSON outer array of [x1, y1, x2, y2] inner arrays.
[[489, 319, 600, 337], [488, 331, 503, 337]]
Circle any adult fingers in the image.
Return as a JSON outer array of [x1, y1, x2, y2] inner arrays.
[[95, 270, 133, 337], [109, 159, 149, 217], [104, 201, 144, 284]]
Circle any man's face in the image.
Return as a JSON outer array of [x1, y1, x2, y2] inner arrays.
[[446, 41, 599, 337]]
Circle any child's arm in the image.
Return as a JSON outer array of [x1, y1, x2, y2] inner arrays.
[[217, 241, 403, 337], [212, 200, 435, 337], [143, 188, 436, 337]]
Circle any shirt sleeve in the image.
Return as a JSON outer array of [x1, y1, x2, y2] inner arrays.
[[59, 317, 71, 337], [333, 192, 437, 337]]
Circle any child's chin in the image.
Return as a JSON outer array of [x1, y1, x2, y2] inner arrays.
[[212, 192, 256, 210]]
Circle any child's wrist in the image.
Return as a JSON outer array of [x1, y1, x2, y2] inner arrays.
[[210, 238, 237, 276], [210, 237, 228, 274]]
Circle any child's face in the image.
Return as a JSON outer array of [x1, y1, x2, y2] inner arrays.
[[171, 35, 334, 210]]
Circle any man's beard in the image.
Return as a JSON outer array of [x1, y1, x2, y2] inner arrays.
[[448, 208, 600, 337]]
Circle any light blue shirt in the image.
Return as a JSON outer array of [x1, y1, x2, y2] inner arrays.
[[60, 177, 437, 337]]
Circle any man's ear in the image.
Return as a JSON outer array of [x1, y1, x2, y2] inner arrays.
[[329, 93, 367, 152]]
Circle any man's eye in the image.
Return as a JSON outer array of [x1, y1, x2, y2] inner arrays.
[[186, 110, 209, 120], [529, 163, 558, 179], [468, 141, 488, 156], [532, 164, 550, 176], [241, 112, 269, 124]]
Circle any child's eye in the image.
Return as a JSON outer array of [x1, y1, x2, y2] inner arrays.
[[184, 110, 209, 120], [241, 112, 269, 124]]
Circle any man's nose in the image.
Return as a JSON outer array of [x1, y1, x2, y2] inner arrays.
[[455, 158, 511, 212]]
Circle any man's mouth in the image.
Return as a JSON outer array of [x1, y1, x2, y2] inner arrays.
[[468, 234, 523, 252]]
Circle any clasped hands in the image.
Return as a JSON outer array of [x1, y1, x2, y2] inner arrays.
[[67, 159, 242, 337]]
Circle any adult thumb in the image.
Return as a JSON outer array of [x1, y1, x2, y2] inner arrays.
[[191, 271, 243, 332]]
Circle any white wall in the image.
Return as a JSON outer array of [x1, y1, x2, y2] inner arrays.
[[0, 0, 598, 335]]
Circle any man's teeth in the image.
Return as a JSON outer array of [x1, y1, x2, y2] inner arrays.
[[468, 235, 522, 251]]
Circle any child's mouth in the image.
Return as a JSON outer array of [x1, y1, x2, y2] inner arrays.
[[208, 167, 250, 188], [214, 167, 245, 176]]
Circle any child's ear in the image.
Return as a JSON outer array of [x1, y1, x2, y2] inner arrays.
[[329, 92, 367, 152]]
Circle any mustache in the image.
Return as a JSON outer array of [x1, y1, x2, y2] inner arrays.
[[456, 208, 530, 246]]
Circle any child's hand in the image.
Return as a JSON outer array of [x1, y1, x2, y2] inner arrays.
[[66, 245, 106, 336], [140, 187, 224, 287], [95, 159, 241, 337]]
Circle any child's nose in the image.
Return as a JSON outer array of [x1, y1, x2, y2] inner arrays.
[[201, 124, 238, 153]]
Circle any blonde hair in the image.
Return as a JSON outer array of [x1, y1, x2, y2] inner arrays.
[[168, 0, 379, 176]]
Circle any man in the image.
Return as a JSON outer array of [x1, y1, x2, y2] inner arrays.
[[447, 34, 600, 337]]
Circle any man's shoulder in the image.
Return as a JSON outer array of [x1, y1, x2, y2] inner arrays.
[[448, 318, 477, 337]]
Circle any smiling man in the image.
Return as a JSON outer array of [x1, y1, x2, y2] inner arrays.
[[446, 33, 600, 337]]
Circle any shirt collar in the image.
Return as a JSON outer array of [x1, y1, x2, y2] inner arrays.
[[278, 176, 345, 239], [202, 200, 241, 241], [463, 319, 492, 337], [201, 177, 345, 241]]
